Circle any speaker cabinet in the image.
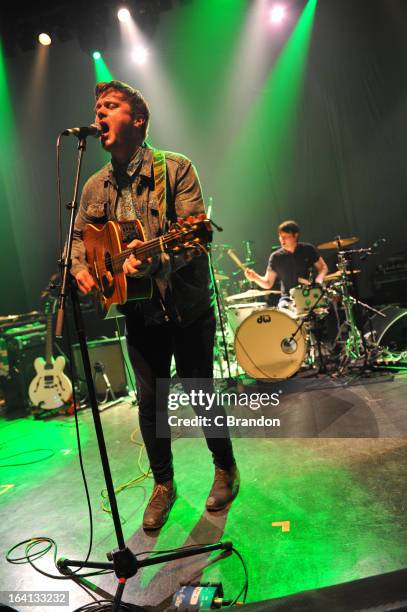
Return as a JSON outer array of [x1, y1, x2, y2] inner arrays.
[[0, 344, 42, 416], [72, 336, 134, 400]]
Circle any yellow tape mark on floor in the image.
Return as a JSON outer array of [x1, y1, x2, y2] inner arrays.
[[0, 484, 15, 496], [272, 521, 290, 532]]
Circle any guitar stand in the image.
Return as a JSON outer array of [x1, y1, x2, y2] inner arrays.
[[54, 134, 232, 611], [93, 361, 123, 411]]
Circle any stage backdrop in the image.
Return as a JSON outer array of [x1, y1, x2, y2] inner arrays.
[[0, 0, 406, 315]]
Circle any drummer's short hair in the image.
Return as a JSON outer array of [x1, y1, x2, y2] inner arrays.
[[278, 220, 300, 235]]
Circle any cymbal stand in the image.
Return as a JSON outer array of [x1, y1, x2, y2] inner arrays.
[[335, 250, 364, 367]]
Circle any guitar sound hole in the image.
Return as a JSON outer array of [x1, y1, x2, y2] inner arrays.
[[102, 251, 115, 298], [104, 251, 114, 274]]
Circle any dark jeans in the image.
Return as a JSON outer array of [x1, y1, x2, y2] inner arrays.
[[126, 308, 235, 483]]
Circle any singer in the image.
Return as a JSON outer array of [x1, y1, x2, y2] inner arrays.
[[71, 80, 239, 530]]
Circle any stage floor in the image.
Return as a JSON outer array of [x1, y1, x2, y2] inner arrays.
[[1, 371, 407, 611]]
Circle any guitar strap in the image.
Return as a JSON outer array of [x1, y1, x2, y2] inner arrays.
[[152, 148, 171, 301], [152, 148, 167, 232]]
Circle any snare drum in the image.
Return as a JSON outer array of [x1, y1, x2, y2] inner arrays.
[[227, 302, 267, 332], [234, 308, 306, 379], [289, 284, 329, 316]]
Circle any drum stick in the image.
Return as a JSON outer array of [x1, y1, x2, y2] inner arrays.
[[227, 249, 247, 272]]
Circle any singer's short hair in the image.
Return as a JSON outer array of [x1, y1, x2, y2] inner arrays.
[[278, 220, 300, 235], [95, 80, 150, 140]]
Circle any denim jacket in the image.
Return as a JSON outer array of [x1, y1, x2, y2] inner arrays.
[[71, 145, 213, 326]]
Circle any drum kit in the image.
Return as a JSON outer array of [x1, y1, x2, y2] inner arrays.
[[211, 235, 384, 380]]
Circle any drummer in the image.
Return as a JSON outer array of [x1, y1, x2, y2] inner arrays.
[[244, 220, 328, 309]]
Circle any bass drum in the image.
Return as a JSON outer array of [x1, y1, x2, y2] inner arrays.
[[234, 308, 306, 380], [365, 305, 407, 351]]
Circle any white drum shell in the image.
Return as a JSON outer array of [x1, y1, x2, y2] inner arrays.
[[227, 302, 267, 332], [289, 285, 329, 315], [234, 308, 306, 380]]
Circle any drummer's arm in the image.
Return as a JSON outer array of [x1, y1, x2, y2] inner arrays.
[[314, 257, 328, 284], [244, 267, 277, 289]]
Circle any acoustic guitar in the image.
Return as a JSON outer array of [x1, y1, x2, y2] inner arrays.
[[83, 214, 212, 319]]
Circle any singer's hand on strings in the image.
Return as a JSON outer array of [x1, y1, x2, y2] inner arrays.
[[123, 239, 152, 275]]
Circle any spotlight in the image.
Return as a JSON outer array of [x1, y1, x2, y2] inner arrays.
[[131, 46, 148, 65], [38, 33, 52, 46], [93, 51, 102, 60], [118, 7, 132, 22], [269, 5, 286, 24]]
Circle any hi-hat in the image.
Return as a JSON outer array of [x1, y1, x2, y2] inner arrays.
[[214, 272, 229, 281], [226, 288, 280, 302], [325, 269, 361, 282], [318, 236, 359, 250]]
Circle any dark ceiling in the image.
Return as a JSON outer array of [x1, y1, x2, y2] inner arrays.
[[0, 0, 180, 55]]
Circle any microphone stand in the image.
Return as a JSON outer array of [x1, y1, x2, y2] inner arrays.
[[208, 248, 234, 381], [54, 135, 232, 610]]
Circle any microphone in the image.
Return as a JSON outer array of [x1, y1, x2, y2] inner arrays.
[[62, 124, 102, 138]]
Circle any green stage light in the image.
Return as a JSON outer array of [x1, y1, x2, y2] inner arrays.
[[93, 50, 101, 60]]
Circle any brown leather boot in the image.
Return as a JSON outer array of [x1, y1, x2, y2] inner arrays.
[[206, 465, 240, 511], [142, 480, 176, 530]]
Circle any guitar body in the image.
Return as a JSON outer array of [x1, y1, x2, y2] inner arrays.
[[84, 219, 153, 319], [29, 356, 73, 410]]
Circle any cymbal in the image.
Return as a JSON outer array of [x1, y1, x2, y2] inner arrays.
[[226, 288, 280, 302], [325, 269, 361, 282], [318, 236, 359, 250], [214, 272, 229, 281]]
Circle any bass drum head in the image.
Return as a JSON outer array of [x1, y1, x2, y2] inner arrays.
[[234, 308, 306, 380], [365, 305, 407, 351]]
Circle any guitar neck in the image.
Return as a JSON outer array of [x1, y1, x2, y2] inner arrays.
[[131, 236, 169, 260], [45, 311, 53, 367], [113, 226, 204, 268]]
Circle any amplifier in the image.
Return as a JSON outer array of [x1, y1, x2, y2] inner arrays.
[[5, 330, 46, 351], [72, 336, 134, 400], [373, 256, 407, 304], [2, 322, 46, 345], [0, 321, 47, 415], [0, 343, 43, 416]]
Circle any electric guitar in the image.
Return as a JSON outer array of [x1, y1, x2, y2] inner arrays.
[[28, 301, 73, 410], [83, 214, 213, 319]]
